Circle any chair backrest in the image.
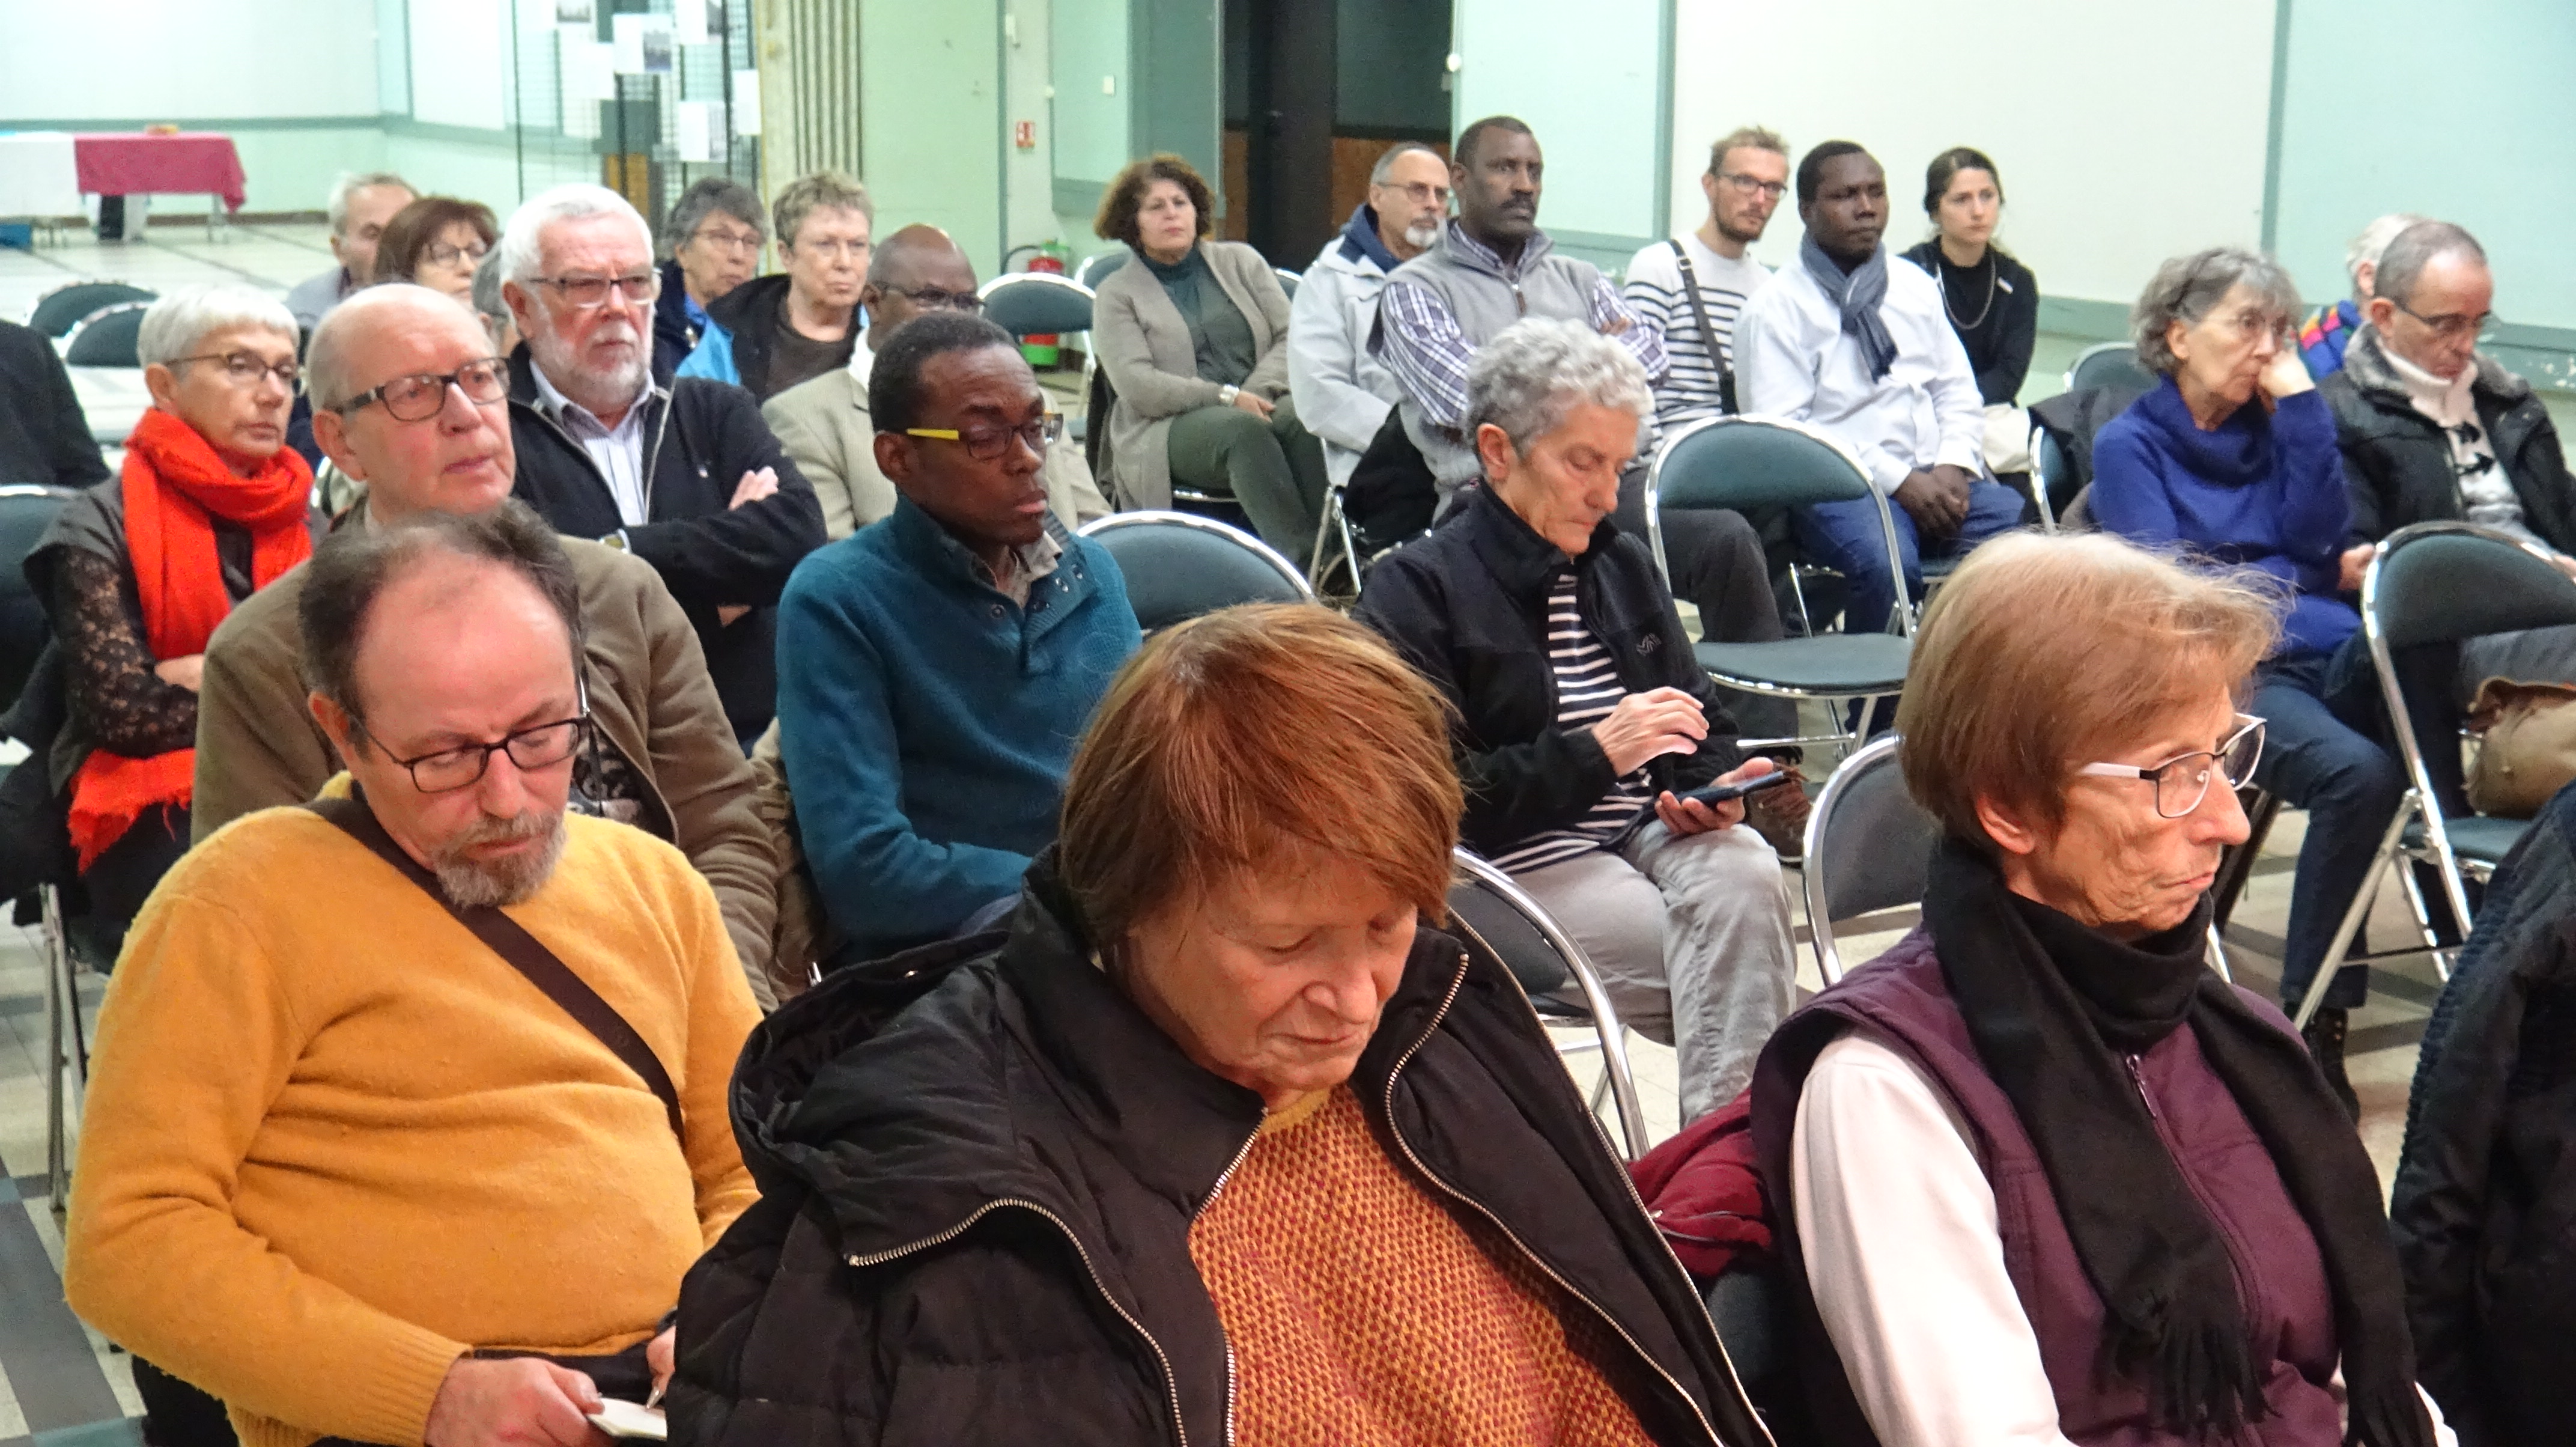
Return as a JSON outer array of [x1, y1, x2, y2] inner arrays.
[[1645, 415, 1909, 632], [2369, 522, 2576, 648], [1801, 734, 1940, 983], [0, 486, 77, 708], [1076, 248, 1130, 291], [2066, 341, 2156, 397], [978, 273, 1096, 340], [1075, 510, 1313, 629], [1272, 267, 1301, 300], [64, 302, 151, 367], [1446, 852, 1572, 996], [28, 281, 153, 338], [2031, 426, 2071, 531]]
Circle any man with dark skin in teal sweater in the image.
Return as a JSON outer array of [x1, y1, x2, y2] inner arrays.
[[775, 313, 1141, 960]]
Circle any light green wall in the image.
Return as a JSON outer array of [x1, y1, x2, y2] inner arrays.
[[1453, 0, 1668, 273], [861, 0, 1006, 273], [1051, 0, 1131, 195]]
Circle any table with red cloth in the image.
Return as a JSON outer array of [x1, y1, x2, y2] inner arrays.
[[73, 133, 247, 212]]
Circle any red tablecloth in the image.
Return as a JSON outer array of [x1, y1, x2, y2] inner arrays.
[[73, 133, 247, 212]]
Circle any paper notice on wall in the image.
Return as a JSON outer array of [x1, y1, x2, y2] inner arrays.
[[675, 101, 718, 162], [610, 13, 662, 73], [559, 37, 615, 134], [675, 0, 709, 46], [729, 72, 761, 135]]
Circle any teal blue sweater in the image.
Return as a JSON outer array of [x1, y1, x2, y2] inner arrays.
[[776, 499, 1140, 957]]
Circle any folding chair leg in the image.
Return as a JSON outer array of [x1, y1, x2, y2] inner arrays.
[[2204, 924, 2232, 983], [43, 884, 77, 1216], [2292, 797, 2415, 1031]]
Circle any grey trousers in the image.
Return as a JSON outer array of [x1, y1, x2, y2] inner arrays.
[[1509, 821, 1796, 1121]]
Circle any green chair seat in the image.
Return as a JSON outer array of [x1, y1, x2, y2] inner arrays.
[[1695, 633, 1912, 696], [2404, 814, 2526, 865]]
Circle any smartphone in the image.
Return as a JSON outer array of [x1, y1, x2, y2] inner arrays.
[[1673, 771, 1797, 809]]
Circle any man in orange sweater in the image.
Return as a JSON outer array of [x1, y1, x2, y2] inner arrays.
[[65, 502, 762, 1447]]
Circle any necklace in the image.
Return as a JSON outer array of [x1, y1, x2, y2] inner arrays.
[[1940, 250, 1997, 331]]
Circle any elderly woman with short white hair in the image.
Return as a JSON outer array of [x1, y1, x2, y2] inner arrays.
[[1355, 316, 1799, 1118]]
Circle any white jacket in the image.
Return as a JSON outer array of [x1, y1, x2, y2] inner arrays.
[[1287, 225, 1409, 487]]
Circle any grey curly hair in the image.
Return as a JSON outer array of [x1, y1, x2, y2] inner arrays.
[[1464, 317, 1651, 454], [2129, 247, 2303, 379]]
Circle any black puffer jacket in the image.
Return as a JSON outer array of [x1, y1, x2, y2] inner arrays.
[[670, 859, 1769, 1447], [1352, 484, 1744, 860], [2322, 324, 2576, 555]]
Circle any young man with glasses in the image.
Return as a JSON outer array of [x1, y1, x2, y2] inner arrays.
[[1287, 141, 1452, 490], [762, 224, 1110, 538], [498, 183, 825, 745], [1623, 126, 1790, 439], [773, 311, 1140, 961], [192, 282, 785, 1004], [678, 170, 875, 401], [656, 175, 769, 382], [69, 503, 762, 1447]]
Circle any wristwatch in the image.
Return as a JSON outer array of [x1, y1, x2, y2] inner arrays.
[[1218, 385, 1241, 407]]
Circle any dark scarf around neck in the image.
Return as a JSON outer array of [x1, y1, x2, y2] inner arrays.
[[1923, 839, 2432, 1447], [1799, 234, 1897, 382]]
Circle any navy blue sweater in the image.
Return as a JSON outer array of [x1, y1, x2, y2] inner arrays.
[[775, 500, 1140, 958], [2091, 379, 2357, 657]]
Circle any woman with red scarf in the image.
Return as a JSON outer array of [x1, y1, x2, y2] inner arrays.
[[27, 285, 317, 964]]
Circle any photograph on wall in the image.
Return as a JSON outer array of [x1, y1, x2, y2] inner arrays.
[[641, 24, 675, 75], [555, 0, 592, 23]]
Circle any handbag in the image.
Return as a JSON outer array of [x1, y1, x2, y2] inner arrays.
[[1980, 403, 2035, 475], [2465, 676, 2576, 819]]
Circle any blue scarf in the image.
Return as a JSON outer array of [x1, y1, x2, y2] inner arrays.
[[1799, 234, 1897, 382]]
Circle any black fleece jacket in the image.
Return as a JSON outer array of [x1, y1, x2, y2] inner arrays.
[[0, 318, 110, 490]]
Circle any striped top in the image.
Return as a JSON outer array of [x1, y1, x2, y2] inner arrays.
[[1620, 235, 1773, 439], [1492, 570, 1653, 873]]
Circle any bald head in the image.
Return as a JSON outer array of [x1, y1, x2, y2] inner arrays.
[[306, 283, 516, 524], [308, 284, 488, 411], [862, 225, 980, 340]]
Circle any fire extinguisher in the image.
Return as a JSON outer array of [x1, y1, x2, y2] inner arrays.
[[1021, 240, 1072, 368]]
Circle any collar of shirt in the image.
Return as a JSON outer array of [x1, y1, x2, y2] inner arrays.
[[2381, 340, 2479, 430], [977, 526, 1064, 606], [847, 331, 876, 386], [1445, 220, 1513, 278], [684, 292, 709, 328], [529, 361, 656, 440]]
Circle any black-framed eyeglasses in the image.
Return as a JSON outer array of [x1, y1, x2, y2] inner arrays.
[[2077, 714, 2266, 818], [339, 357, 511, 422], [375, 713, 591, 794], [904, 413, 1065, 461], [172, 351, 299, 389], [2392, 300, 2497, 346], [1717, 172, 1788, 200], [878, 284, 983, 314], [535, 271, 661, 309]]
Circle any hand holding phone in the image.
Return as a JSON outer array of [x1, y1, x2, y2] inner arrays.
[[1653, 759, 1792, 837], [1673, 770, 1797, 809]]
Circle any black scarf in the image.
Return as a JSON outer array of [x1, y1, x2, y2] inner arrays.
[[1923, 839, 2432, 1446]]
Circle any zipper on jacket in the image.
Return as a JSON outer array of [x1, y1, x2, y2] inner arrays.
[[522, 388, 677, 522], [846, 1197, 1200, 1447], [2124, 1054, 2161, 1123], [1381, 949, 1766, 1447], [1192, 1129, 1262, 1446]]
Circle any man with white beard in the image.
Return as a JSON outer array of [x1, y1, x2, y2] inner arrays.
[[1287, 142, 1453, 489], [499, 183, 825, 743]]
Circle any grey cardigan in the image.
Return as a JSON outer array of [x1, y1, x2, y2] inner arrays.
[[1090, 240, 1292, 510]]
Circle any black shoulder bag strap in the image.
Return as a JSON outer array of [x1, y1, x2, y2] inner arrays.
[[1667, 238, 1739, 415], [306, 794, 685, 1140]]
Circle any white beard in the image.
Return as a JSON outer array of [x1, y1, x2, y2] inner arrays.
[[1404, 219, 1442, 251]]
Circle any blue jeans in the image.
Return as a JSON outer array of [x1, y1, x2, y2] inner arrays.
[[1791, 478, 2025, 635], [2252, 642, 2408, 1013]]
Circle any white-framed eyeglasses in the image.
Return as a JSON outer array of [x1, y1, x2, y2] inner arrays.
[[2076, 714, 2265, 819]]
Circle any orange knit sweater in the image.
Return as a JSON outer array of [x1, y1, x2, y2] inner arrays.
[[63, 809, 762, 1447], [1187, 1086, 1657, 1446]]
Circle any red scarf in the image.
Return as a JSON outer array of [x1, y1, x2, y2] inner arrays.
[[68, 408, 314, 868]]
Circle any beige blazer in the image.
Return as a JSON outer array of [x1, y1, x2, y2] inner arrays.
[[1089, 240, 1292, 509], [762, 354, 1112, 539]]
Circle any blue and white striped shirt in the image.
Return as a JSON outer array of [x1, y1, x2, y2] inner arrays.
[[1492, 569, 1654, 873]]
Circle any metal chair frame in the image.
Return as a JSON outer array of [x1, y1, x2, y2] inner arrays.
[[40, 884, 87, 1217], [1272, 266, 1302, 299], [2025, 420, 2062, 533], [1305, 480, 1361, 598], [1644, 414, 1916, 755], [1074, 248, 1130, 291], [2290, 522, 2576, 1028], [1451, 849, 1648, 1159], [1075, 508, 1316, 608]]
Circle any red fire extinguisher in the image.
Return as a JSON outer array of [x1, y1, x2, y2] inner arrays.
[[1022, 241, 1071, 368]]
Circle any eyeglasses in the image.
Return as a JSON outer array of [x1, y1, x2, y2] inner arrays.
[[1379, 180, 1452, 207], [534, 271, 661, 309], [2392, 300, 2496, 346], [425, 239, 491, 269], [172, 351, 299, 389], [903, 413, 1065, 461], [339, 357, 511, 421], [2077, 714, 2266, 818], [688, 226, 764, 254], [1717, 172, 1788, 200], [375, 714, 591, 794], [878, 285, 983, 314]]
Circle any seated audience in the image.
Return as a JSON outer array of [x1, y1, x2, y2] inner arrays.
[[67, 505, 761, 1447], [764, 223, 1109, 538], [367, 195, 497, 304], [678, 170, 870, 401], [2392, 776, 2576, 1445], [1620, 124, 1797, 739], [1287, 141, 1449, 487], [1901, 147, 2039, 425], [1355, 318, 1797, 1115], [0, 314, 110, 489], [1091, 153, 1328, 564], [26, 285, 314, 964], [1376, 115, 1666, 510], [773, 312, 1139, 960], [499, 183, 826, 743], [284, 171, 415, 330], [670, 603, 1769, 1447], [193, 284, 779, 998], [655, 176, 767, 382], [1739, 141, 2019, 637], [2091, 246, 2399, 1113], [2299, 212, 2430, 380], [1752, 531, 2447, 1447]]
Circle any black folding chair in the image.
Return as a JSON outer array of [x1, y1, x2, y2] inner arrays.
[[1075, 510, 1313, 631], [2066, 340, 2157, 397], [27, 280, 153, 338], [977, 272, 1096, 340], [64, 301, 152, 367]]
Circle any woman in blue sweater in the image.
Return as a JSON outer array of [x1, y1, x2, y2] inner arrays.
[[2090, 247, 2398, 1116]]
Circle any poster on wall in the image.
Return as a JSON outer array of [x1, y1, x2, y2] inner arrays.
[[675, 0, 708, 46], [555, 0, 592, 23], [730, 72, 761, 135], [610, 13, 675, 75], [676, 101, 726, 163], [559, 35, 615, 136]]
